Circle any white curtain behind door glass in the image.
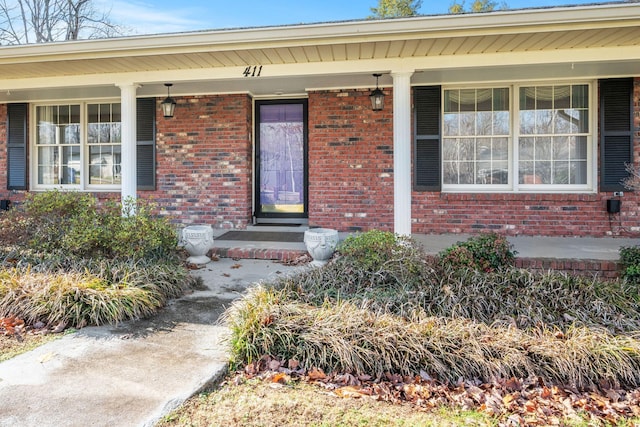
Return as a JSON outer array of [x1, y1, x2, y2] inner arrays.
[[260, 121, 304, 205]]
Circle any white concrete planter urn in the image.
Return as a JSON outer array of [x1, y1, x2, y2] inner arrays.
[[181, 225, 214, 264], [304, 228, 339, 266]]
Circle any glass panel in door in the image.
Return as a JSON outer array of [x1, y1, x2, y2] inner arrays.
[[257, 102, 307, 216]]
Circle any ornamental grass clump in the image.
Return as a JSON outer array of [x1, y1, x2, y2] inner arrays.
[[419, 267, 640, 333], [226, 286, 640, 389], [0, 259, 190, 327], [0, 268, 157, 327]]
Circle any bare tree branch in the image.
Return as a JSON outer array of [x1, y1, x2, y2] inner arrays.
[[623, 163, 640, 191], [0, 0, 123, 44]]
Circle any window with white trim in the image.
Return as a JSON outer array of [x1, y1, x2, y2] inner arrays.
[[439, 82, 593, 192], [518, 85, 589, 186], [443, 88, 510, 187], [34, 102, 121, 189], [36, 104, 81, 186], [87, 103, 122, 185]]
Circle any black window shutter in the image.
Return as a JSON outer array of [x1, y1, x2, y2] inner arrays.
[[7, 103, 28, 190], [414, 86, 441, 191], [136, 98, 156, 190], [600, 78, 633, 192]]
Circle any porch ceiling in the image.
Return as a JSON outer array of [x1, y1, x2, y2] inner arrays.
[[0, 26, 638, 80], [0, 3, 638, 101]]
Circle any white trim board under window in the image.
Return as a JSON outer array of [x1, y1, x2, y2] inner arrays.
[[441, 81, 596, 193], [31, 100, 122, 191]]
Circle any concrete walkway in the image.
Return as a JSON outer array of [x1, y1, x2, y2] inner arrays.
[[0, 258, 300, 427]]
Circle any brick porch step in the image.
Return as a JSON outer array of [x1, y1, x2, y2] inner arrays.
[[211, 247, 308, 262]]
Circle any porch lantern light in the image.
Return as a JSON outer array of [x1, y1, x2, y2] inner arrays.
[[369, 73, 385, 111], [161, 83, 176, 118]]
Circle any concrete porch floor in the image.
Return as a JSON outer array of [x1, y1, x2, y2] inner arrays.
[[210, 226, 638, 262]]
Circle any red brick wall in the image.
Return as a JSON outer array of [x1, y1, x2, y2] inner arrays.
[[411, 193, 637, 236], [0, 95, 253, 228], [515, 258, 620, 280], [143, 94, 253, 228], [411, 79, 640, 237], [308, 89, 394, 231], [1, 80, 639, 237]]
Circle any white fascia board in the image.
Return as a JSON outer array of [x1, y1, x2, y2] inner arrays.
[[0, 3, 639, 64]]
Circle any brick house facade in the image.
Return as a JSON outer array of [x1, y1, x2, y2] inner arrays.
[[0, 4, 639, 238], [150, 94, 253, 228], [308, 89, 395, 232]]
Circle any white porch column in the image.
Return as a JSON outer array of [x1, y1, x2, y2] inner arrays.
[[391, 70, 414, 236], [118, 83, 139, 214]]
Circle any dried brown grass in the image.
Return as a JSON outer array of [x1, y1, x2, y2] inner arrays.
[[227, 286, 640, 389], [0, 260, 190, 328]]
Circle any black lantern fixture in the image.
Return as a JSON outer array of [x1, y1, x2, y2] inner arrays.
[[161, 83, 176, 118], [369, 73, 385, 111]]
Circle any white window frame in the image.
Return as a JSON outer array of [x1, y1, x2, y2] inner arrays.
[[441, 80, 596, 193], [441, 85, 512, 192], [31, 99, 121, 192]]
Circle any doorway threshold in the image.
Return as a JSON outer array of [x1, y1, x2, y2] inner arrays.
[[253, 217, 308, 226], [247, 224, 308, 232], [252, 222, 302, 227]]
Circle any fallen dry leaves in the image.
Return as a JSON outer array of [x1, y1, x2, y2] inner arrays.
[[0, 317, 66, 362], [1, 316, 66, 340], [278, 253, 312, 266], [1, 316, 25, 339], [239, 355, 640, 426]]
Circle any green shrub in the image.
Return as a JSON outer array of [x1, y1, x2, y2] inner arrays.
[[331, 230, 431, 292], [438, 245, 474, 270], [84, 198, 178, 260], [620, 245, 640, 284], [6, 191, 99, 254], [439, 233, 516, 272], [22, 189, 97, 219], [0, 204, 33, 246], [337, 230, 399, 271], [336, 230, 426, 274], [4, 191, 178, 261]]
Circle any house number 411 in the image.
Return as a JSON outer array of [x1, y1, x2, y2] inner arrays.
[[243, 65, 262, 77]]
